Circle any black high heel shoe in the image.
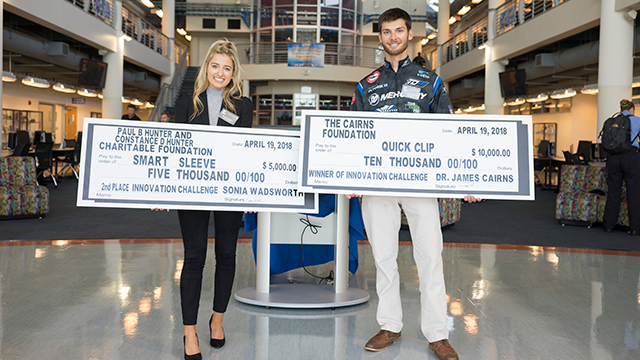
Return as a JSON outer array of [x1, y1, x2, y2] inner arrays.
[[184, 335, 202, 360], [210, 314, 226, 348]]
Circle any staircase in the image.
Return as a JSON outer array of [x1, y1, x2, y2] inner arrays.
[[163, 66, 199, 119]]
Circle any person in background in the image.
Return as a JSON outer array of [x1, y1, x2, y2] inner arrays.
[[602, 99, 640, 235], [160, 111, 171, 122], [413, 51, 426, 67], [174, 39, 253, 360], [349, 8, 479, 360], [121, 104, 141, 120]]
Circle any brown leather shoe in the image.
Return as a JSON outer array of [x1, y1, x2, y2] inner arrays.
[[364, 330, 401, 351], [428, 339, 459, 360]]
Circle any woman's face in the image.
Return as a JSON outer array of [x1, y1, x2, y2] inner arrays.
[[207, 54, 234, 90]]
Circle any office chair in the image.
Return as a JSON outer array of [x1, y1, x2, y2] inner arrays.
[[563, 151, 574, 165], [11, 131, 31, 156], [35, 142, 57, 187], [59, 132, 82, 179]]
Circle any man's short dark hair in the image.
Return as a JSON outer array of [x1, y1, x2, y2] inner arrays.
[[127, 104, 136, 110], [378, 8, 412, 31], [161, 111, 170, 117]]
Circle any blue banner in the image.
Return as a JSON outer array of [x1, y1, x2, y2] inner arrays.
[[287, 43, 325, 68]]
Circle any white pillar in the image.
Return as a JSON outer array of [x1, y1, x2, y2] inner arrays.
[[597, 0, 634, 133], [162, 0, 176, 85], [256, 212, 271, 293], [485, 0, 506, 115], [243, 79, 250, 97], [436, 2, 450, 76], [103, 0, 124, 120]]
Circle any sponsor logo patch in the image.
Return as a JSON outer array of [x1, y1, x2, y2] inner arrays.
[[448, 105, 454, 114], [406, 102, 421, 113], [367, 71, 380, 84], [406, 79, 429, 87], [351, 92, 356, 105], [368, 83, 388, 93], [375, 105, 397, 112], [369, 93, 380, 106], [417, 70, 430, 79]]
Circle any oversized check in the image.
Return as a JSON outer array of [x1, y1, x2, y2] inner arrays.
[[298, 111, 534, 200], [77, 118, 317, 212]]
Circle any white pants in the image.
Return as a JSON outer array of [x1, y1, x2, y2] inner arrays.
[[362, 195, 448, 342]]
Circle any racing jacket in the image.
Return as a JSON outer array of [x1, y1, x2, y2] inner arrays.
[[350, 56, 453, 115]]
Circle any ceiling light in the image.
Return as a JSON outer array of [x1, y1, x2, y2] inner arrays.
[[22, 76, 50, 88], [98, 93, 104, 99], [177, 28, 187, 36], [526, 93, 549, 102], [472, 0, 483, 3], [580, 84, 598, 95], [373, 1, 379, 8], [477, 44, 487, 50], [185, 35, 192, 41], [506, 98, 526, 106], [632, 76, 640, 88], [421, 38, 429, 46], [77, 88, 98, 97], [122, 34, 132, 41], [475, 104, 485, 111], [454, 108, 463, 114], [427, 32, 437, 40], [465, 105, 476, 112], [145, 102, 155, 108], [449, 16, 457, 25], [458, 6, 471, 16], [2, 71, 17, 82], [141, 0, 154, 8], [549, 88, 577, 99], [131, 98, 144, 106], [53, 83, 76, 93], [155, 9, 164, 18], [121, 96, 131, 103]]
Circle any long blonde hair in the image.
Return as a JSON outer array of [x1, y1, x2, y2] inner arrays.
[[191, 39, 244, 121]]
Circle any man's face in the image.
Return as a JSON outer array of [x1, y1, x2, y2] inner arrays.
[[378, 18, 413, 57], [127, 107, 135, 117], [160, 114, 169, 122]]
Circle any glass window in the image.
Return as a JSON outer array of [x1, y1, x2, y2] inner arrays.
[[297, 6, 317, 25], [340, 96, 353, 110], [275, 6, 294, 26], [343, 0, 355, 11], [276, 0, 293, 4], [320, 7, 339, 27], [260, 7, 273, 28], [297, 28, 317, 42], [261, 0, 273, 5], [319, 95, 338, 110], [320, 28, 338, 43], [258, 95, 273, 125], [342, 10, 355, 30], [297, 0, 317, 4], [274, 94, 293, 125], [341, 32, 354, 45], [275, 28, 294, 42]]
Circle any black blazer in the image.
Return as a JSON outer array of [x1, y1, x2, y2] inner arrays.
[[174, 91, 253, 128]]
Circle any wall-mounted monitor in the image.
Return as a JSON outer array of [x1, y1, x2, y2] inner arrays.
[[78, 58, 108, 88], [499, 69, 527, 98]]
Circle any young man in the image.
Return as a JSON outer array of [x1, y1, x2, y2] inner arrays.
[[160, 111, 171, 123], [603, 99, 640, 235], [350, 8, 476, 360], [122, 104, 141, 120]]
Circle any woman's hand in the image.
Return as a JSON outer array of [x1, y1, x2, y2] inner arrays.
[[151, 208, 170, 212], [345, 193, 362, 199], [464, 195, 482, 203]]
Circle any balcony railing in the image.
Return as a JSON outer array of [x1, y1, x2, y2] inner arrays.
[[66, 0, 114, 27], [236, 43, 384, 68], [441, 17, 487, 65], [496, 0, 570, 36], [122, 6, 170, 58]]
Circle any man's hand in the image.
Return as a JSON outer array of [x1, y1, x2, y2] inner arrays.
[[464, 195, 482, 203], [151, 208, 170, 212], [345, 193, 362, 199]]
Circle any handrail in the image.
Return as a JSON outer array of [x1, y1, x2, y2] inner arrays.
[[122, 5, 170, 58], [65, 0, 114, 27], [149, 48, 189, 122], [496, 0, 569, 37], [441, 17, 487, 65], [235, 42, 384, 68]]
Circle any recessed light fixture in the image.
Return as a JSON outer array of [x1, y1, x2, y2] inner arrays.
[[580, 84, 598, 95], [421, 38, 429, 45], [141, 0, 154, 8], [458, 6, 471, 16], [526, 93, 549, 103], [185, 35, 192, 41], [122, 34, 133, 41], [2, 71, 17, 82], [98, 93, 104, 99], [449, 16, 457, 25], [121, 96, 131, 103], [145, 102, 154, 108], [506, 98, 526, 106], [177, 28, 187, 36], [131, 98, 144, 106], [77, 88, 98, 97], [155, 9, 163, 18], [53, 83, 76, 93], [427, 32, 437, 40], [22, 76, 50, 88], [549, 88, 577, 99]]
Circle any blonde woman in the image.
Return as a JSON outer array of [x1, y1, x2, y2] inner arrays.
[[174, 39, 252, 360]]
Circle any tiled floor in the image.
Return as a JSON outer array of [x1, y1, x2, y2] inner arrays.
[[1, 239, 639, 359]]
